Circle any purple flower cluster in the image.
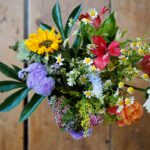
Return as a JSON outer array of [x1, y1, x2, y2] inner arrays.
[[69, 128, 92, 140], [90, 114, 103, 127], [18, 62, 55, 96], [51, 97, 70, 129]]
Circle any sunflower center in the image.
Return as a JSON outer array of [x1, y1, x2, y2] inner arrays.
[[39, 40, 52, 48]]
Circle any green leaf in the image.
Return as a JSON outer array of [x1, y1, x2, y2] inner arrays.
[[0, 81, 25, 92], [19, 94, 45, 122], [0, 62, 19, 80], [0, 88, 30, 112], [52, 1, 65, 40], [9, 42, 19, 52], [64, 4, 82, 37], [17, 40, 31, 61], [40, 22, 52, 31], [72, 30, 82, 53], [12, 65, 21, 72], [97, 12, 118, 39]]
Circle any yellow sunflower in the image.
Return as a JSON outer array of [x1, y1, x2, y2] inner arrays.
[[25, 28, 62, 55]]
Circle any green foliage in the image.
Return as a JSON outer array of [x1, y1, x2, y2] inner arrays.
[[12, 65, 21, 72], [0, 81, 25, 92], [72, 30, 82, 57], [76, 97, 103, 132], [64, 4, 82, 37], [17, 40, 31, 61], [0, 88, 30, 112], [19, 94, 45, 122], [40, 22, 52, 31], [97, 12, 118, 41], [0, 62, 19, 80], [52, 1, 65, 40]]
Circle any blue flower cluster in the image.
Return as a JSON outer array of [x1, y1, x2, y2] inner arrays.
[[88, 73, 103, 98], [18, 62, 55, 96]]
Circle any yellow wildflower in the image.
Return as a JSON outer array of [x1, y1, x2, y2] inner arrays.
[[127, 87, 134, 94], [141, 73, 149, 80], [118, 82, 124, 88], [137, 49, 144, 55], [25, 28, 62, 55]]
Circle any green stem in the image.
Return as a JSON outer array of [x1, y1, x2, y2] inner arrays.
[[125, 84, 146, 92]]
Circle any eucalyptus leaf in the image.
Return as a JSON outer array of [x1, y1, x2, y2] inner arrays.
[[0, 81, 25, 92], [64, 4, 82, 37], [17, 40, 31, 61], [0, 88, 30, 112], [0, 62, 19, 80], [19, 94, 45, 122], [52, 1, 65, 40]]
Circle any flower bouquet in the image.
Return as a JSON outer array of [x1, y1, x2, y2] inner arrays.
[[0, 1, 150, 140]]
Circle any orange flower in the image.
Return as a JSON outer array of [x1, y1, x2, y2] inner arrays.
[[117, 101, 143, 127]]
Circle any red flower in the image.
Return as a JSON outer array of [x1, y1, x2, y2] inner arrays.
[[91, 36, 121, 70], [107, 106, 119, 115], [79, 7, 109, 29], [139, 55, 150, 75], [79, 13, 90, 21]]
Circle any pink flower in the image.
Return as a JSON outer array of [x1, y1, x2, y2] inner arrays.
[[139, 55, 150, 75], [92, 6, 109, 29], [91, 36, 121, 70]]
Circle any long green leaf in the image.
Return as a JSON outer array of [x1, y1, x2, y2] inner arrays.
[[19, 94, 45, 122], [0, 88, 30, 112], [52, 1, 65, 40], [0, 62, 19, 80], [40, 22, 52, 31], [12, 65, 21, 72], [64, 4, 82, 37], [0, 81, 25, 92], [72, 30, 82, 53]]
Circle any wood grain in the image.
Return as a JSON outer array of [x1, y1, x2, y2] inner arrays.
[[28, 1, 110, 150], [111, 1, 150, 150], [0, 0, 24, 150]]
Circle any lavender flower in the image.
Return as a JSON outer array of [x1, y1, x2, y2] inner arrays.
[[88, 73, 103, 98], [69, 128, 92, 140], [18, 62, 55, 96]]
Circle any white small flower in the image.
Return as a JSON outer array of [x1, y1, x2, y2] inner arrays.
[[125, 97, 135, 106], [56, 54, 64, 66], [63, 38, 69, 48], [84, 90, 93, 98], [79, 75, 87, 85], [68, 18, 74, 27], [114, 88, 119, 97], [83, 57, 93, 65], [116, 97, 124, 113], [67, 78, 76, 86], [143, 89, 150, 113], [88, 8, 98, 19], [72, 30, 78, 36]]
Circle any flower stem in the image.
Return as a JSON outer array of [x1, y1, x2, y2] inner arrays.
[[125, 84, 146, 92]]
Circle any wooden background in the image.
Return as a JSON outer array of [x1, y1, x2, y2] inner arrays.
[[0, 0, 150, 150]]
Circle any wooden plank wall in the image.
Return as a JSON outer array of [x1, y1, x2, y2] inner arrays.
[[0, 0, 150, 150], [0, 0, 24, 150]]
